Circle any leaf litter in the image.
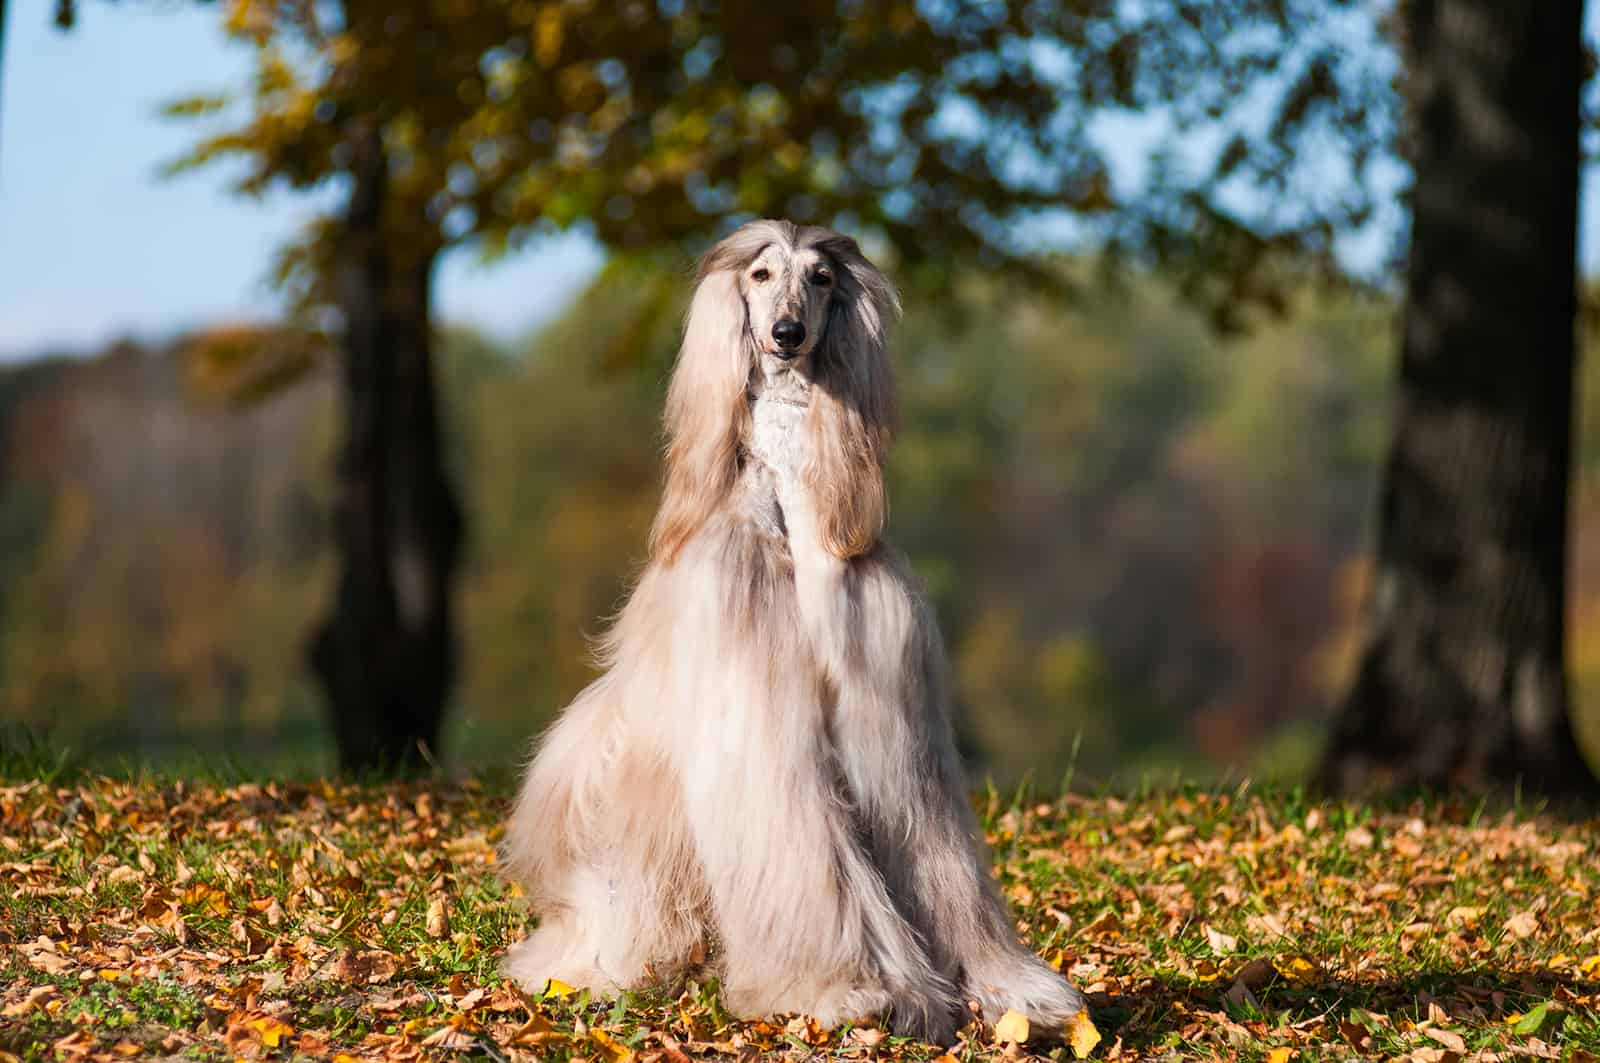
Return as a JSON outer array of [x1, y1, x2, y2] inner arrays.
[[0, 777, 1597, 1061]]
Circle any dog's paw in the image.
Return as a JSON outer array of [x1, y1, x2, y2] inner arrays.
[[501, 930, 620, 998], [965, 954, 1085, 1032], [765, 981, 893, 1031], [884, 990, 963, 1046], [772, 981, 958, 1046]]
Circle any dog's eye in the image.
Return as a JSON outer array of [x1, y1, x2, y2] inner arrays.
[[751, 268, 770, 283], [812, 270, 832, 286]]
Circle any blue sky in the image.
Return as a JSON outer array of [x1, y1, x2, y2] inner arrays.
[[2, 4, 1598, 362], [0, 4, 603, 360]]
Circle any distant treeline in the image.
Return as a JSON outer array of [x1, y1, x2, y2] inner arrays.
[[3, 265, 1598, 781]]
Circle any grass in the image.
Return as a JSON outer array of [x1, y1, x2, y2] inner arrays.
[[0, 770, 1596, 1062]]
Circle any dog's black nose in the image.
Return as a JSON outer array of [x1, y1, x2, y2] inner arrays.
[[772, 319, 806, 350]]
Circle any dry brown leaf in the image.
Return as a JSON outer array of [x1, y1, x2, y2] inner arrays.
[[1504, 910, 1540, 940], [19, 937, 72, 975], [849, 1026, 888, 1047], [426, 895, 452, 939], [655, 1034, 692, 1063], [328, 948, 399, 984], [1339, 1020, 1373, 1052], [1204, 925, 1239, 954], [420, 1024, 477, 1050], [2, 985, 57, 1017]]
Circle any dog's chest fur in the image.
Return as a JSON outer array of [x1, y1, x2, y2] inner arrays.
[[740, 367, 812, 541]]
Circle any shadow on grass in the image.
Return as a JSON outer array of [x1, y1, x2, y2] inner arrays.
[[1089, 966, 1598, 1051]]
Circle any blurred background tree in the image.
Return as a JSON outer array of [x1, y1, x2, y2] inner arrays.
[[1319, 1, 1600, 799], [5, 0, 1599, 795], [141, 0, 1387, 773], [2, 269, 1407, 783]]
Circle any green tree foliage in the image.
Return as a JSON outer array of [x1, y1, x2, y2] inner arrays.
[[13, 271, 1600, 783], [108, 0, 1386, 770], [0, 271, 1424, 783], [11, 0, 1397, 772], [165, 0, 1390, 316]]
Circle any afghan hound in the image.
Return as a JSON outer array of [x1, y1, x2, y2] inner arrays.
[[500, 219, 1083, 1043]]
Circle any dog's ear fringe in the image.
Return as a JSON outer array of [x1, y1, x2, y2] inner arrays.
[[805, 249, 899, 559], [649, 268, 750, 564]]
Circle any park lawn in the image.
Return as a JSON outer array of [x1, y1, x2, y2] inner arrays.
[[0, 775, 1597, 1063]]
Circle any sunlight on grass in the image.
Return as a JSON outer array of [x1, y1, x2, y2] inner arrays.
[[0, 775, 1596, 1061]]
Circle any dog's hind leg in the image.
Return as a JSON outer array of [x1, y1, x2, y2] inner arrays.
[[500, 682, 705, 997]]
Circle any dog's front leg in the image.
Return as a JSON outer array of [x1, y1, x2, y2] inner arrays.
[[833, 586, 1086, 1033], [772, 473, 858, 675], [778, 480, 1086, 1035], [669, 606, 959, 1040], [682, 489, 957, 1041]]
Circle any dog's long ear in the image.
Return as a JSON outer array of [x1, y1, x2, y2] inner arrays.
[[805, 241, 900, 560], [649, 266, 751, 564]]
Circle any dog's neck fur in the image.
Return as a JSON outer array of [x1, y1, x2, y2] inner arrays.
[[741, 357, 813, 540], [746, 358, 812, 473]]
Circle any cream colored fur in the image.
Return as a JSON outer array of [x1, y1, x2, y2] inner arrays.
[[500, 220, 1083, 1043]]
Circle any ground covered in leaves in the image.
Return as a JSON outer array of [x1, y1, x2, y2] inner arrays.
[[1, 776, 1597, 1062]]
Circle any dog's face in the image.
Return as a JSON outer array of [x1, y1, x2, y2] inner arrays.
[[653, 220, 901, 562], [737, 240, 837, 371]]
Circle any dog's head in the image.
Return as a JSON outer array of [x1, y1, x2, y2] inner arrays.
[[650, 219, 901, 564]]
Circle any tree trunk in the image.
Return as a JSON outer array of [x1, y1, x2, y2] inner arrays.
[[1319, 0, 1599, 799], [308, 129, 464, 775]]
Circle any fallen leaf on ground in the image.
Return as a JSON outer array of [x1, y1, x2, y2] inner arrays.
[[1505, 909, 1540, 940], [994, 1009, 1031, 1045], [426, 895, 451, 938], [1070, 1009, 1102, 1059], [1204, 925, 1238, 954]]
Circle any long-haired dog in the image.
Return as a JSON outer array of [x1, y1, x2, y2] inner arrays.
[[500, 219, 1083, 1043]]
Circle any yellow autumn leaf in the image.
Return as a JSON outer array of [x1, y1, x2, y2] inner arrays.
[[1069, 1009, 1101, 1059], [510, 1012, 567, 1046], [544, 977, 577, 998], [994, 1009, 1031, 1044], [246, 1016, 293, 1048], [1266, 1048, 1294, 1063], [1272, 954, 1320, 984], [589, 1028, 634, 1063]]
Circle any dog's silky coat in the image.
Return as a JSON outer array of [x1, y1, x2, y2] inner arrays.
[[500, 220, 1083, 1042]]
